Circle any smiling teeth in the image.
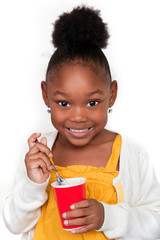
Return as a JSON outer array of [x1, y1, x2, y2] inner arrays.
[[69, 128, 90, 133]]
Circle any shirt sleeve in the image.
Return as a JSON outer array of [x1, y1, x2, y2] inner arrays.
[[2, 145, 49, 234], [97, 145, 160, 239]]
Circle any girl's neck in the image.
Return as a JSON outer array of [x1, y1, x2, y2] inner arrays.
[[54, 129, 117, 151], [52, 129, 118, 168]]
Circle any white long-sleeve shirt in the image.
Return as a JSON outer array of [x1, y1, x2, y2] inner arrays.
[[2, 131, 160, 240]]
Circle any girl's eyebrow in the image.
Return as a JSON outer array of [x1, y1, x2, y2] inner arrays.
[[86, 89, 104, 96], [53, 91, 68, 96], [53, 89, 104, 96]]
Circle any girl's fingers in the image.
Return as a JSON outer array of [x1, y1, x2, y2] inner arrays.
[[27, 134, 51, 158], [64, 215, 92, 227], [29, 159, 49, 173], [28, 152, 52, 171], [40, 137, 47, 146], [28, 134, 48, 149], [71, 199, 93, 210], [28, 133, 41, 149], [62, 208, 90, 219], [71, 224, 94, 234], [26, 133, 53, 183], [62, 200, 93, 220], [62, 199, 104, 233], [29, 141, 52, 158]]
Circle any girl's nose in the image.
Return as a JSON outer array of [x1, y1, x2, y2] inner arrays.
[[70, 107, 87, 123]]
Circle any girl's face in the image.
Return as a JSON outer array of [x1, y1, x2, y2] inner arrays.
[[42, 64, 117, 147]]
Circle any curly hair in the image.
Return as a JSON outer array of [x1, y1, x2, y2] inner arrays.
[[46, 6, 111, 83]]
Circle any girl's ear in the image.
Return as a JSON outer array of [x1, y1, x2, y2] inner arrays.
[[41, 81, 49, 107], [108, 80, 118, 108]]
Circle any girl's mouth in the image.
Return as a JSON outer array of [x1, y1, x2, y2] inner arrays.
[[65, 127, 93, 138]]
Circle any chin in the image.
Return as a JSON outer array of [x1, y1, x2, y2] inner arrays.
[[65, 136, 93, 148]]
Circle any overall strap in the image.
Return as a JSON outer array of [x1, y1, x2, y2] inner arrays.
[[105, 135, 121, 171]]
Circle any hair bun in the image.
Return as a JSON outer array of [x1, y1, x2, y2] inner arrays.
[[52, 6, 110, 49]]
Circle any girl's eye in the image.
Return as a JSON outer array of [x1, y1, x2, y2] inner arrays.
[[58, 101, 70, 107], [87, 101, 98, 107]]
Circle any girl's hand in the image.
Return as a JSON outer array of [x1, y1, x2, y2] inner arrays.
[[25, 133, 52, 184], [62, 199, 104, 234]]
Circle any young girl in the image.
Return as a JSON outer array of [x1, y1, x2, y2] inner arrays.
[[3, 6, 160, 240]]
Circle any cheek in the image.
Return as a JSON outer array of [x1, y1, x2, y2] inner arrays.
[[50, 108, 65, 125], [100, 111, 108, 125], [91, 108, 108, 124]]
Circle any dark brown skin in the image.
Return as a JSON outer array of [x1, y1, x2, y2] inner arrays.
[[25, 133, 52, 184], [62, 199, 105, 234], [25, 63, 118, 234]]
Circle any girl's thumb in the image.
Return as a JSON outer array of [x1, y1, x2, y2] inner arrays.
[[40, 137, 47, 146]]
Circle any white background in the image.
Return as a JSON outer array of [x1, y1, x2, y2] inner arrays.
[[0, 0, 160, 239]]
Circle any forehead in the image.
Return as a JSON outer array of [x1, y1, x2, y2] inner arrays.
[[48, 63, 108, 92]]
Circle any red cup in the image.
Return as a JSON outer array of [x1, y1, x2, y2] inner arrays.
[[52, 177, 86, 231]]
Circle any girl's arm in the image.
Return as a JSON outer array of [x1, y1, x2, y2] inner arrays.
[[98, 146, 160, 239], [2, 134, 51, 234], [3, 167, 49, 234]]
